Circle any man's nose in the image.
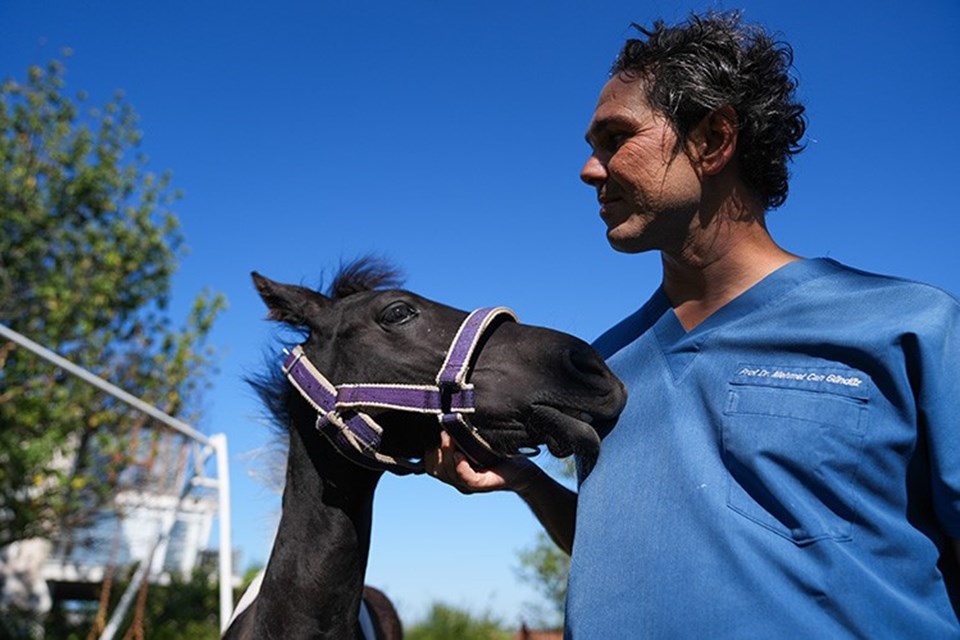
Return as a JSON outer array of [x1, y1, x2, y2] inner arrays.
[[580, 154, 606, 187]]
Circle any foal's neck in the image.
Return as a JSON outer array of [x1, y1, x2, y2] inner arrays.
[[254, 411, 382, 638]]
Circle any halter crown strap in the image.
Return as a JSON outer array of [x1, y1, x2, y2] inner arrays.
[[281, 306, 522, 475]]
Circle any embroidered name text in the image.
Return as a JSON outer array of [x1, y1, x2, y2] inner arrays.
[[737, 367, 863, 388]]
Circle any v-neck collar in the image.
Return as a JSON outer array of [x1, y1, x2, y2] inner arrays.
[[651, 258, 838, 380]]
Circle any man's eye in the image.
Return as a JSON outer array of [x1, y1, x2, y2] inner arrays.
[[379, 301, 419, 326], [606, 133, 629, 149]]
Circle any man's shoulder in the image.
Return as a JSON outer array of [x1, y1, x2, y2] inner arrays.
[[796, 259, 960, 335], [814, 258, 960, 309]]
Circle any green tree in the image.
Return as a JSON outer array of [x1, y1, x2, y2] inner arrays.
[[0, 57, 225, 547], [406, 602, 512, 640]]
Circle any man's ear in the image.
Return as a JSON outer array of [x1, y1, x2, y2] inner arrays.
[[690, 105, 739, 176], [251, 272, 330, 327]]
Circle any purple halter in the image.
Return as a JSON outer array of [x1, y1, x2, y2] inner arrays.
[[282, 306, 535, 475]]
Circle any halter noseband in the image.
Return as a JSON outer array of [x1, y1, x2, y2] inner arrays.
[[282, 307, 535, 475]]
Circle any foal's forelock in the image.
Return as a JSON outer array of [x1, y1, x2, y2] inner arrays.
[[328, 257, 404, 300]]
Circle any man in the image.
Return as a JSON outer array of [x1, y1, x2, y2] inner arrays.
[[426, 12, 960, 637]]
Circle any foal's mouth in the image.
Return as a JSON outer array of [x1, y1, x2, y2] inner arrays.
[[524, 404, 603, 460]]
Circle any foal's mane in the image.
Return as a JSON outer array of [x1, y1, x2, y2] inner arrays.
[[249, 256, 405, 437]]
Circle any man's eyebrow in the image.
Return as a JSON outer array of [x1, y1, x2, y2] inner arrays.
[[584, 115, 636, 144]]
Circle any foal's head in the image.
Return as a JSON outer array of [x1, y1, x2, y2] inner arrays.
[[252, 258, 625, 470]]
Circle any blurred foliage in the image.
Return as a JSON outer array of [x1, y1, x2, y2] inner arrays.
[[0, 57, 225, 547], [42, 567, 225, 640], [131, 569, 221, 640], [406, 602, 512, 640], [516, 531, 569, 626], [514, 457, 575, 626]]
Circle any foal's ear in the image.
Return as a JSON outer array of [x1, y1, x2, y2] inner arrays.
[[251, 272, 330, 326]]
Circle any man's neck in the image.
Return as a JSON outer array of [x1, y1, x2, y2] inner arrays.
[[660, 215, 799, 332]]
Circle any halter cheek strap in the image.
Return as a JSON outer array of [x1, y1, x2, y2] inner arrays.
[[282, 307, 529, 475], [433, 307, 517, 469]]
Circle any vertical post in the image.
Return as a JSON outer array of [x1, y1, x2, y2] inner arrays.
[[211, 433, 234, 633]]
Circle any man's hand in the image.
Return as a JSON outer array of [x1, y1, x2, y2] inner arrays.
[[424, 430, 579, 554], [423, 431, 540, 494]]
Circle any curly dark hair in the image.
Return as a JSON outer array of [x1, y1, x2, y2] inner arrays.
[[612, 11, 806, 210]]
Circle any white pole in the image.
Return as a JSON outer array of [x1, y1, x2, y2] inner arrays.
[[0, 323, 211, 445], [211, 433, 234, 633]]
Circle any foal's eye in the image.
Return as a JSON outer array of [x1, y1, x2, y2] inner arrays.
[[379, 301, 419, 326]]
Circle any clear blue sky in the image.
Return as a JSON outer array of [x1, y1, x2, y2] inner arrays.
[[3, 0, 959, 628]]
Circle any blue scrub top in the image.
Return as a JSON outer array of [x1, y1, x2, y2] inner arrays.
[[567, 258, 960, 639]]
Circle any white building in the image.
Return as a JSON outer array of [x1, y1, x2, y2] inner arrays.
[[42, 489, 218, 589]]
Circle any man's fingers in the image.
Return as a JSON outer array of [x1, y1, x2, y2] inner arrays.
[[438, 430, 454, 450], [425, 429, 515, 493], [423, 442, 439, 472]]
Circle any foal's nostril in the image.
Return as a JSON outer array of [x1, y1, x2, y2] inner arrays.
[[565, 345, 610, 382]]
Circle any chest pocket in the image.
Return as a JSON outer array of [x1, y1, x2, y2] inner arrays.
[[722, 365, 870, 545]]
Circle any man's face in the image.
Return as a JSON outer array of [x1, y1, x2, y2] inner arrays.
[[582, 75, 703, 254]]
